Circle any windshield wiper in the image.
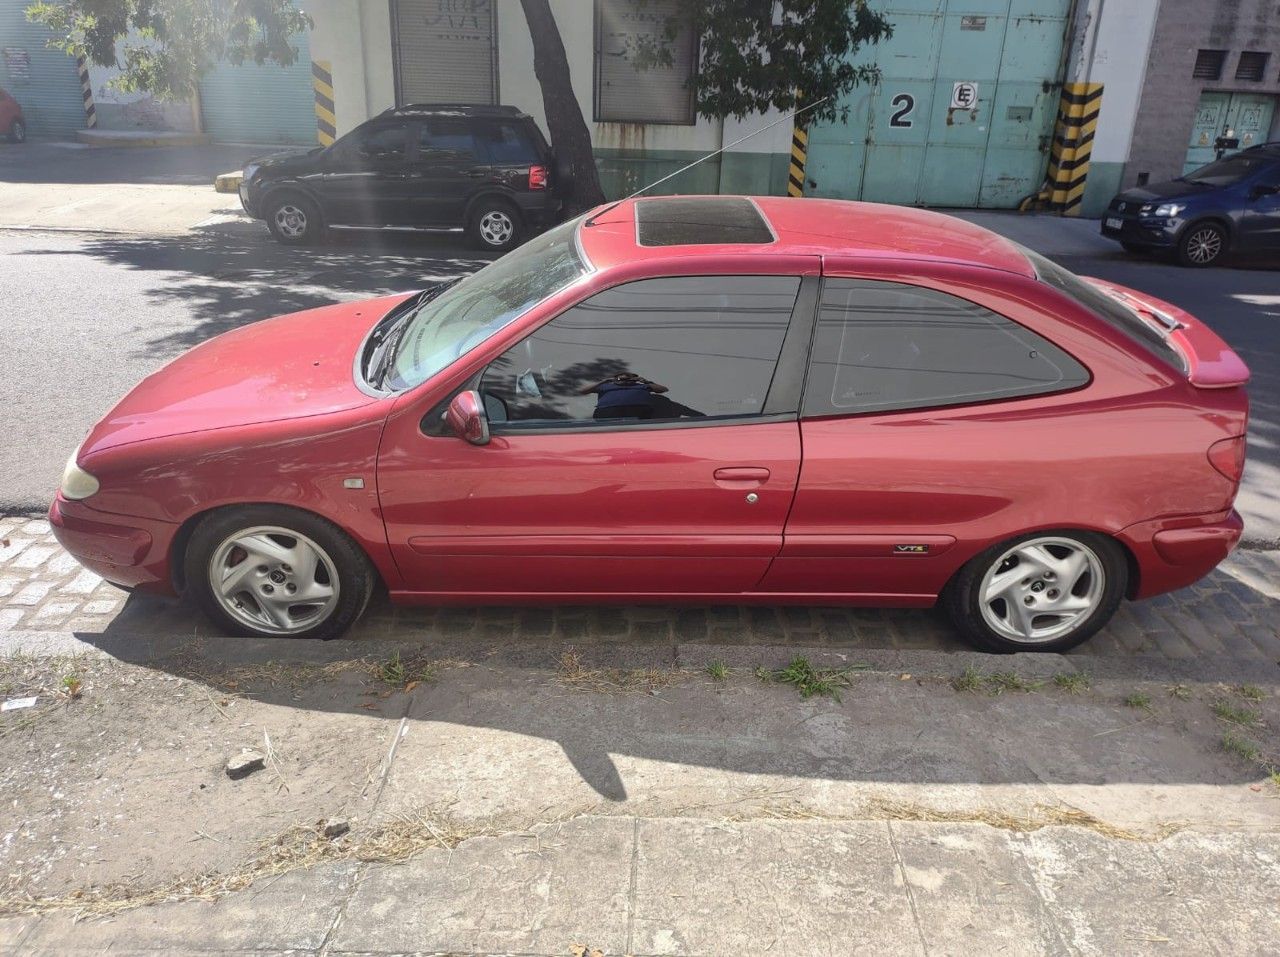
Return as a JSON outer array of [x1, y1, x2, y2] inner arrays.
[[369, 277, 461, 389]]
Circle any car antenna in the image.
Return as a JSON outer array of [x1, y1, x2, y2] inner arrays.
[[583, 95, 831, 227]]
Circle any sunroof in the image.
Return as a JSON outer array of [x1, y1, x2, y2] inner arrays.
[[635, 197, 775, 247]]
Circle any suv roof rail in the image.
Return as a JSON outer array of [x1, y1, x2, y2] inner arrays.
[[379, 103, 526, 118]]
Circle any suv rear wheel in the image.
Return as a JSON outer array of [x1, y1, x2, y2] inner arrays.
[[467, 198, 521, 252]]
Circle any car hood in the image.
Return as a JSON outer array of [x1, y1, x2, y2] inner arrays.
[[1113, 178, 1215, 204], [249, 146, 325, 169], [82, 295, 412, 454]]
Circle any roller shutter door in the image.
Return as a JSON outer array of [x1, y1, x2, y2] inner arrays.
[[0, 1, 85, 137], [393, 0, 497, 105], [198, 32, 314, 146]]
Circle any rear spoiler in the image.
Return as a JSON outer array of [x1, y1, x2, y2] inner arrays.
[[1082, 278, 1250, 389]]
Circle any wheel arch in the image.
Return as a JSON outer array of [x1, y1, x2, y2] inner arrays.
[[463, 189, 523, 226], [169, 501, 386, 595], [259, 182, 326, 225], [1179, 214, 1234, 245], [944, 524, 1141, 600]]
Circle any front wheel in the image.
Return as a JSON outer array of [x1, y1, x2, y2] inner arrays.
[[185, 506, 375, 639], [265, 193, 323, 245], [944, 531, 1127, 653], [8, 119, 25, 143], [1177, 221, 1227, 267], [467, 199, 521, 252]]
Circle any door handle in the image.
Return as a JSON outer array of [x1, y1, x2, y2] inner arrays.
[[466, 171, 488, 179], [713, 467, 771, 487]]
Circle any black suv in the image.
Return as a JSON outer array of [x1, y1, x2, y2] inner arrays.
[[1101, 144, 1280, 267], [239, 104, 564, 250]]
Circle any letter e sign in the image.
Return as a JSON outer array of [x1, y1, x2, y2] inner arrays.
[[951, 82, 979, 110]]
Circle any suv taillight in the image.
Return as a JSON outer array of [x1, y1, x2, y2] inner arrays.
[[528, 165, 548, 190], [1208, 435, 1246, 483]]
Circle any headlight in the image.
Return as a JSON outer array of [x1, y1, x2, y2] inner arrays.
[[1153, 203, 1185, 217], [60, 450, 100, 501]]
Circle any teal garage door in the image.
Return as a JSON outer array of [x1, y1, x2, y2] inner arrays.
[[197, 33, 314, 146], [805, 0, 1070, 208], [0, 0, 86, 137]]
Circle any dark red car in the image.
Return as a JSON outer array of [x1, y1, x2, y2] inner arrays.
[[0, 87, 25, 143], [51, 197, 1249, 652]]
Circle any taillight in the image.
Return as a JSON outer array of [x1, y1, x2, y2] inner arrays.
[[528, 165, 547, 190], [1207, 435, 1246, 483]]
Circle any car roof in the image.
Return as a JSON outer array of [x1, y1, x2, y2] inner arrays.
[[575, 196, 1037, 278], [379, 103, 532, 121]]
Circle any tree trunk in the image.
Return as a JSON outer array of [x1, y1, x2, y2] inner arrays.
[[519, 0, 606, 214]]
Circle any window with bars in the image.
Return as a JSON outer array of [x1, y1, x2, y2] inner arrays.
[[1235, 51, 1270, 81], [594, 0, 698, 125], [1192, 49, 1227, 80]]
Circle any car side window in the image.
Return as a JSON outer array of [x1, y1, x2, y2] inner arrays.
[[353, 124, 410, 161], [420, 120, 479, 162], [476, 121, 541, 165], [479, 276, 801, 428], [803, 279, 1090, 417]]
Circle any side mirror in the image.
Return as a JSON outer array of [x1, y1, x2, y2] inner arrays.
[[1249, 183, 1280, 200], [445, 390, 490, 446]]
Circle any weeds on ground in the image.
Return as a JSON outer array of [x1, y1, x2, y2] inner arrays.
[[1211, 700, 1261, 727], [952, 665, 1042, 696], [754, 666, 773, 683], [1167, 684, 1193, 701], [557, 648, 680, 694], [771, 656, 864, 702], [373, 651, 440, 691], [706, 660, 729, 682], [1221, 733, 1261, 763], [1124, 692, 1153, 711], [59, 674, 82, 700], [1236, 685, 1264, 702], [1052, 672, 1091, 695]]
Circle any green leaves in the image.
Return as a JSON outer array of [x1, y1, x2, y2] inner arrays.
[[25, 0, 312, 100]]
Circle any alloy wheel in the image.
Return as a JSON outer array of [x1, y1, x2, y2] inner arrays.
[[1185, 227, 1222, 265], [478, 210, 514, 247], [977, 537, 1104, 644], [273, 204, 308, 239], [208, 525, 340, 635]]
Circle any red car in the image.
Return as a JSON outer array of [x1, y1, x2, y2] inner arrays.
[[0, 87, 25, 143], [50, 197, 1249, 652]]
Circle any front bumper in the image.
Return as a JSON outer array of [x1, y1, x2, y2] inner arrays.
[[49, 495, 179, 595], [238, 182, 261, 219], [1100, 213, 1182, 248], [1119, 509, 1243, 599]]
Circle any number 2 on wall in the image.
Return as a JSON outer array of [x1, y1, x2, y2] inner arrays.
[[889, 93, 915, 128]]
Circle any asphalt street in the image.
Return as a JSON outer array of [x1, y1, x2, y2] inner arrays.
[[0, 175, 1276, 546]]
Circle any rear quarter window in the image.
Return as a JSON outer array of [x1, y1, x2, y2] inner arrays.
[[476, 121, 543, 165]]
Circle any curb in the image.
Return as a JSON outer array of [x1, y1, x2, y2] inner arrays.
[[3, 631, 1276, 686], [214, 170, 243, 194], [75, 130, 212, 148]]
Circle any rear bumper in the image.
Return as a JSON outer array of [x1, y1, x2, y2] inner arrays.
[[1119, 509, 1243, 599], [48, 496, 179, 596]]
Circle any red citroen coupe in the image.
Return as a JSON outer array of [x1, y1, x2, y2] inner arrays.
[[50, 197, 1249, 652]]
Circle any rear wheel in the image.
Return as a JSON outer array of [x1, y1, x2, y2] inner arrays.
[[467, 198, 521, 252], [265, 193, 323, 245], [1177, 221, 1226, 267], [185, 506, 374, 639], [8, 119, 25, 143], [944, 531, 1127, 653]]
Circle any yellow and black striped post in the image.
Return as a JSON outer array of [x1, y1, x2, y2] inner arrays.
[[788, 125, 809, 197], [76, 55, 97, 128], [1046, 82, 1103, 216], [312, 60, 335, 146]]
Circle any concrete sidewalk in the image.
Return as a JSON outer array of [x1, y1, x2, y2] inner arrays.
[[1, 634, 1276, 955], [0, 181, 247, 235]]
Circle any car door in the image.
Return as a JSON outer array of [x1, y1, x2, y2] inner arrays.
[[320, 120, 417, 226], [758, 265, 1094, 601], [1238, 168, 1280, 250], [376, 272, 818, 598], [405, 118, 485, 227]]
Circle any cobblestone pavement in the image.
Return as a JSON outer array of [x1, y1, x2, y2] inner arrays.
[[4, 513, 1278, 662]]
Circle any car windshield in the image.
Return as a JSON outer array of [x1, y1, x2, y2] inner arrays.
[[1180, 152, 1277, 186], [1020, 245, 1187, 374], [384, 217, 589, 391]]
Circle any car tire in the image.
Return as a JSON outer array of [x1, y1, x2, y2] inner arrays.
[[1176, 221, 1227, 267], [467, 198, 521, 252], [8, 119, 25, 144], [184, 505, 375, 640], [943, 530, 1127, 654], [264, 193, 323, 245]]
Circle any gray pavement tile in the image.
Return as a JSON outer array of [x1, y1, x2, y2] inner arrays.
[[328, 817, 633, 955], [630, 818, 923, 956], [1016, 828, 1216, 955], [1151, 830, 1280, 905], [889, 821, 1067, 955], [18, 862, 356, 953]]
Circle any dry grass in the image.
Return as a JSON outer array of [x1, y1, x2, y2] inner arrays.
[[557, 648, 682, 694]]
